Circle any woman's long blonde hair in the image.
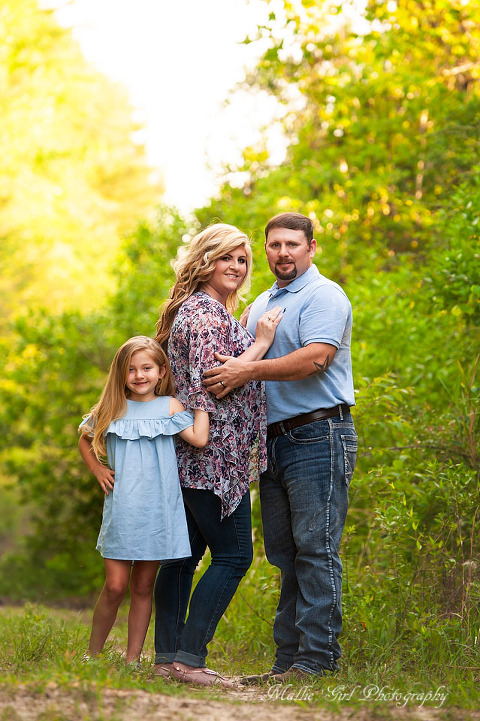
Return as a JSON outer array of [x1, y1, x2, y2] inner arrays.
[[155, 223, 252, 351], [82, 336, 174, 460]]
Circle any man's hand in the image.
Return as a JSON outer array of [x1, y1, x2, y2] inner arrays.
[[203, 353, 251, 399], [204, 343, 338, 397]]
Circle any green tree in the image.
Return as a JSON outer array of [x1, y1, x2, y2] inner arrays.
[[0, 0, 163, 325], [201, 0, 480, 275]]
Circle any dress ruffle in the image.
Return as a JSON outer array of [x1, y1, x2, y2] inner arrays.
[[107, 410, 194, 440]]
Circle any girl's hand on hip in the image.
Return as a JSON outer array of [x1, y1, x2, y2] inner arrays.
[[94, 467, 115, 495]]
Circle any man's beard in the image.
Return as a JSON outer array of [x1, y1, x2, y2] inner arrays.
[[274, 264, 297, 282]]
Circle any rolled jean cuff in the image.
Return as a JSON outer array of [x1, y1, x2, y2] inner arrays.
[[174, 650, 206, 668], [272, 662, 290, 674], [291, 663, 322, 676], [155, 652, 176, 664]]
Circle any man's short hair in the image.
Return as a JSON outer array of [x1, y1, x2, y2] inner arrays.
[[265, 212, 314, 244]]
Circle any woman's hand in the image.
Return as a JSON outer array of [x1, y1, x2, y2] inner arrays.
[[203, 306, 283, 398], [253, 306, 283, 346]]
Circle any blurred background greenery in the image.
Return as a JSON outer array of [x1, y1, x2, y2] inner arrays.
[[1, 0, 479, 681]]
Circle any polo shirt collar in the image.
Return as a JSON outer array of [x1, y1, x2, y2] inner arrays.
[[268, 264, 320, 297]]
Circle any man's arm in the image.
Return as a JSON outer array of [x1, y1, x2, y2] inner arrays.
[[203, 342, 337, 399]]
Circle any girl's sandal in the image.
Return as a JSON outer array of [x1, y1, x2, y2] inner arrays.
[[172, 664, 234, 688], [126, 660, 142, 672]]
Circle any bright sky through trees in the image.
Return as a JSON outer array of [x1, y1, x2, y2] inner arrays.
[[46, 0, 282, 212]]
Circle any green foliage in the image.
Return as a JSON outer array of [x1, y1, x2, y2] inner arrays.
[[0, 0, 480, 697], [0, 309, 120, 598], [207, 0, 480, 280], [110, 205, 192, 338], [0, 211, 189, 599], [8, 605, 83, 665], [428, 180, 480, 323]]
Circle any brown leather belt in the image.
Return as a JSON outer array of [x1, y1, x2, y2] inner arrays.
[[267, 404, 351, 439]]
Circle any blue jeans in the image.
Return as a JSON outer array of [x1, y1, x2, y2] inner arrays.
[[154, 487, 253, 667], [260, 412, 357, 675]]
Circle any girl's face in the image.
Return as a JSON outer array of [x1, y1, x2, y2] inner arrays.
[[201, 245, 248, 306], [125, 350, 165, 402]]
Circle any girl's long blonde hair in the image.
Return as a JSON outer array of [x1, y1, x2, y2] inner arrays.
[[82, 336, 174, 460], [155, 223, 252, 351]]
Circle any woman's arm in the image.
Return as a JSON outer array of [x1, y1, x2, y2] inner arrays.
[[78, 433, 115, 494], [170, 397, 210, 448]]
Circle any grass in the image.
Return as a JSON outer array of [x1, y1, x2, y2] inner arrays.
[[215, 571, 480, 712], [1, 553, 480, 718]]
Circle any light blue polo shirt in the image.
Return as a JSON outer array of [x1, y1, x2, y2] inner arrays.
[[246, 264, 355, 424]]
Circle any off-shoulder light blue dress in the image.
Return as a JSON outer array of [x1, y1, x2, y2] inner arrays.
[[95, 396, 193, 561]]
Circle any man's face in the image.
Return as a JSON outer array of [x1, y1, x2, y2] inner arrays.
[[265, 227, 316, 287]]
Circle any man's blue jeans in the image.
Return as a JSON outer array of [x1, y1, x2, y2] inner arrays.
[[260, 412, 357, 675], [154, 487, 253, 667]]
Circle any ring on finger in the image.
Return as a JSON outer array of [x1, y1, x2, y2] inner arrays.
[[220, 381, 225, 388]]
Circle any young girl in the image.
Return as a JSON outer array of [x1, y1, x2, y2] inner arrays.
[[78, 335, 209, 665]]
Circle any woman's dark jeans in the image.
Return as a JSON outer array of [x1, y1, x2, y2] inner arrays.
[[154, 487, 253, 667]]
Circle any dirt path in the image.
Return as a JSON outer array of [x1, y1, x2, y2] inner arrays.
[[0, 683, 476, 721]]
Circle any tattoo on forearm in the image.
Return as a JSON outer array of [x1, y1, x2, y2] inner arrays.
[[308, 355, 331, 376]]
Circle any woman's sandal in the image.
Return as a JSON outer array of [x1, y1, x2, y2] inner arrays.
[[154, 663, 175, 678], [172, 663, 234, 688]]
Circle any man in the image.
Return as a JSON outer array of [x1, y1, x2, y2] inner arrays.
[[203, 212, 357, 681]]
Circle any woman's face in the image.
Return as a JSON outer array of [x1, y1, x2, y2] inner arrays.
[[202, 245, 248, 305]]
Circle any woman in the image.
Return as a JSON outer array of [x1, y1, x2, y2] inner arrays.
[[153, 223, 282, 687]]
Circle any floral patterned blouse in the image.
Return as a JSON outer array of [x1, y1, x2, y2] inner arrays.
[[168, 291, 267, 518]]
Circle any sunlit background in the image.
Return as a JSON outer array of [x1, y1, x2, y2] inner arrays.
[[45, 0, 285, 211]]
